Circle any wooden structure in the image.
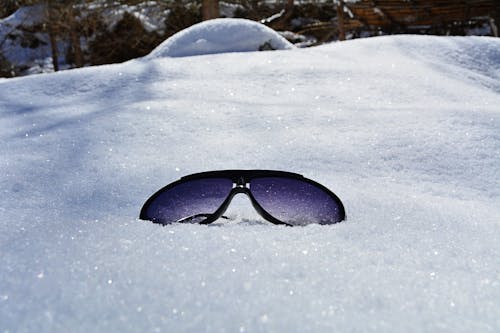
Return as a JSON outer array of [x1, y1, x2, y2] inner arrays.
[[343, 0, 499, 36]]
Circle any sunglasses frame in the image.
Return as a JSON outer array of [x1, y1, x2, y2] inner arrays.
[[140, 170, 346, 226]]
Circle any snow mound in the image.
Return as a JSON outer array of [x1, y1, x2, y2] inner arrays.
[[147, 18, 295, 58]]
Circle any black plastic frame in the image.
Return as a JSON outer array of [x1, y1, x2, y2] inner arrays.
[[140, 170, 346, 226]]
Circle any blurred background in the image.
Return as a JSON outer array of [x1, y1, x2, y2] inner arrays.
[[1, 0, 499, 78]]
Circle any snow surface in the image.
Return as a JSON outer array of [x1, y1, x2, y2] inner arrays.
[[0, 5, 51, 66], [1, 35, 500, 332], [147, 18, 295, 58]]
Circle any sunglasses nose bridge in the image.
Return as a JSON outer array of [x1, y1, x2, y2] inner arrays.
[[234, 176, 246, 188], [218, 187, 255, 215], [230, 186, 250, 195], [225, 187, 291, 226]]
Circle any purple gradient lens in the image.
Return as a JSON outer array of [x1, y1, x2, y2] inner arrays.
[[144, 178, 233, 224], [251, 177, 343, 225]]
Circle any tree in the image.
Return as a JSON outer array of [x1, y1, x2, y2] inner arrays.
[[334, 0, 346, 41], [202, 0, 219, 20], [43, 0, 85, 71]]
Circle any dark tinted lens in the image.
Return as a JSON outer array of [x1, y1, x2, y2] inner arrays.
[[251, 177, 344, 225], [143, 178, 233, 224]]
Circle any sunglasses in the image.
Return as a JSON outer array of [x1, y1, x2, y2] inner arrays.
[[140, 170, 346, 226]]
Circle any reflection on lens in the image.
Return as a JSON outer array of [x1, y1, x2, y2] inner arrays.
[[251, 177, 344, 225], [143, 178, 233, 224]]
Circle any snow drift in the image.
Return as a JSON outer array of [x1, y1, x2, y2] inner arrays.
[[0, 35, 499, 332], [147, 18, 295, 58]]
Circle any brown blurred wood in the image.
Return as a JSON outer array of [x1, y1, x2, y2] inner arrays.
[[266, 0, 295, 30], [202, 0, 219, 20], [68, 6, 83, 68], [345, 0, 497, 28], [46, 2, 59, 72], [336, 0, 346, 41], [69, 29, 83, 67]]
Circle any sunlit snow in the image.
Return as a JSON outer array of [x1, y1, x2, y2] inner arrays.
[[147, 18, 295, 58], [0, 34, 499, 332]]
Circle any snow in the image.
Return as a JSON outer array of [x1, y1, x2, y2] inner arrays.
[[90, 1, 170, 33], [1, 34, 500, 332], [0, 5, 51, 67], [147, 18, 295, 58]]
